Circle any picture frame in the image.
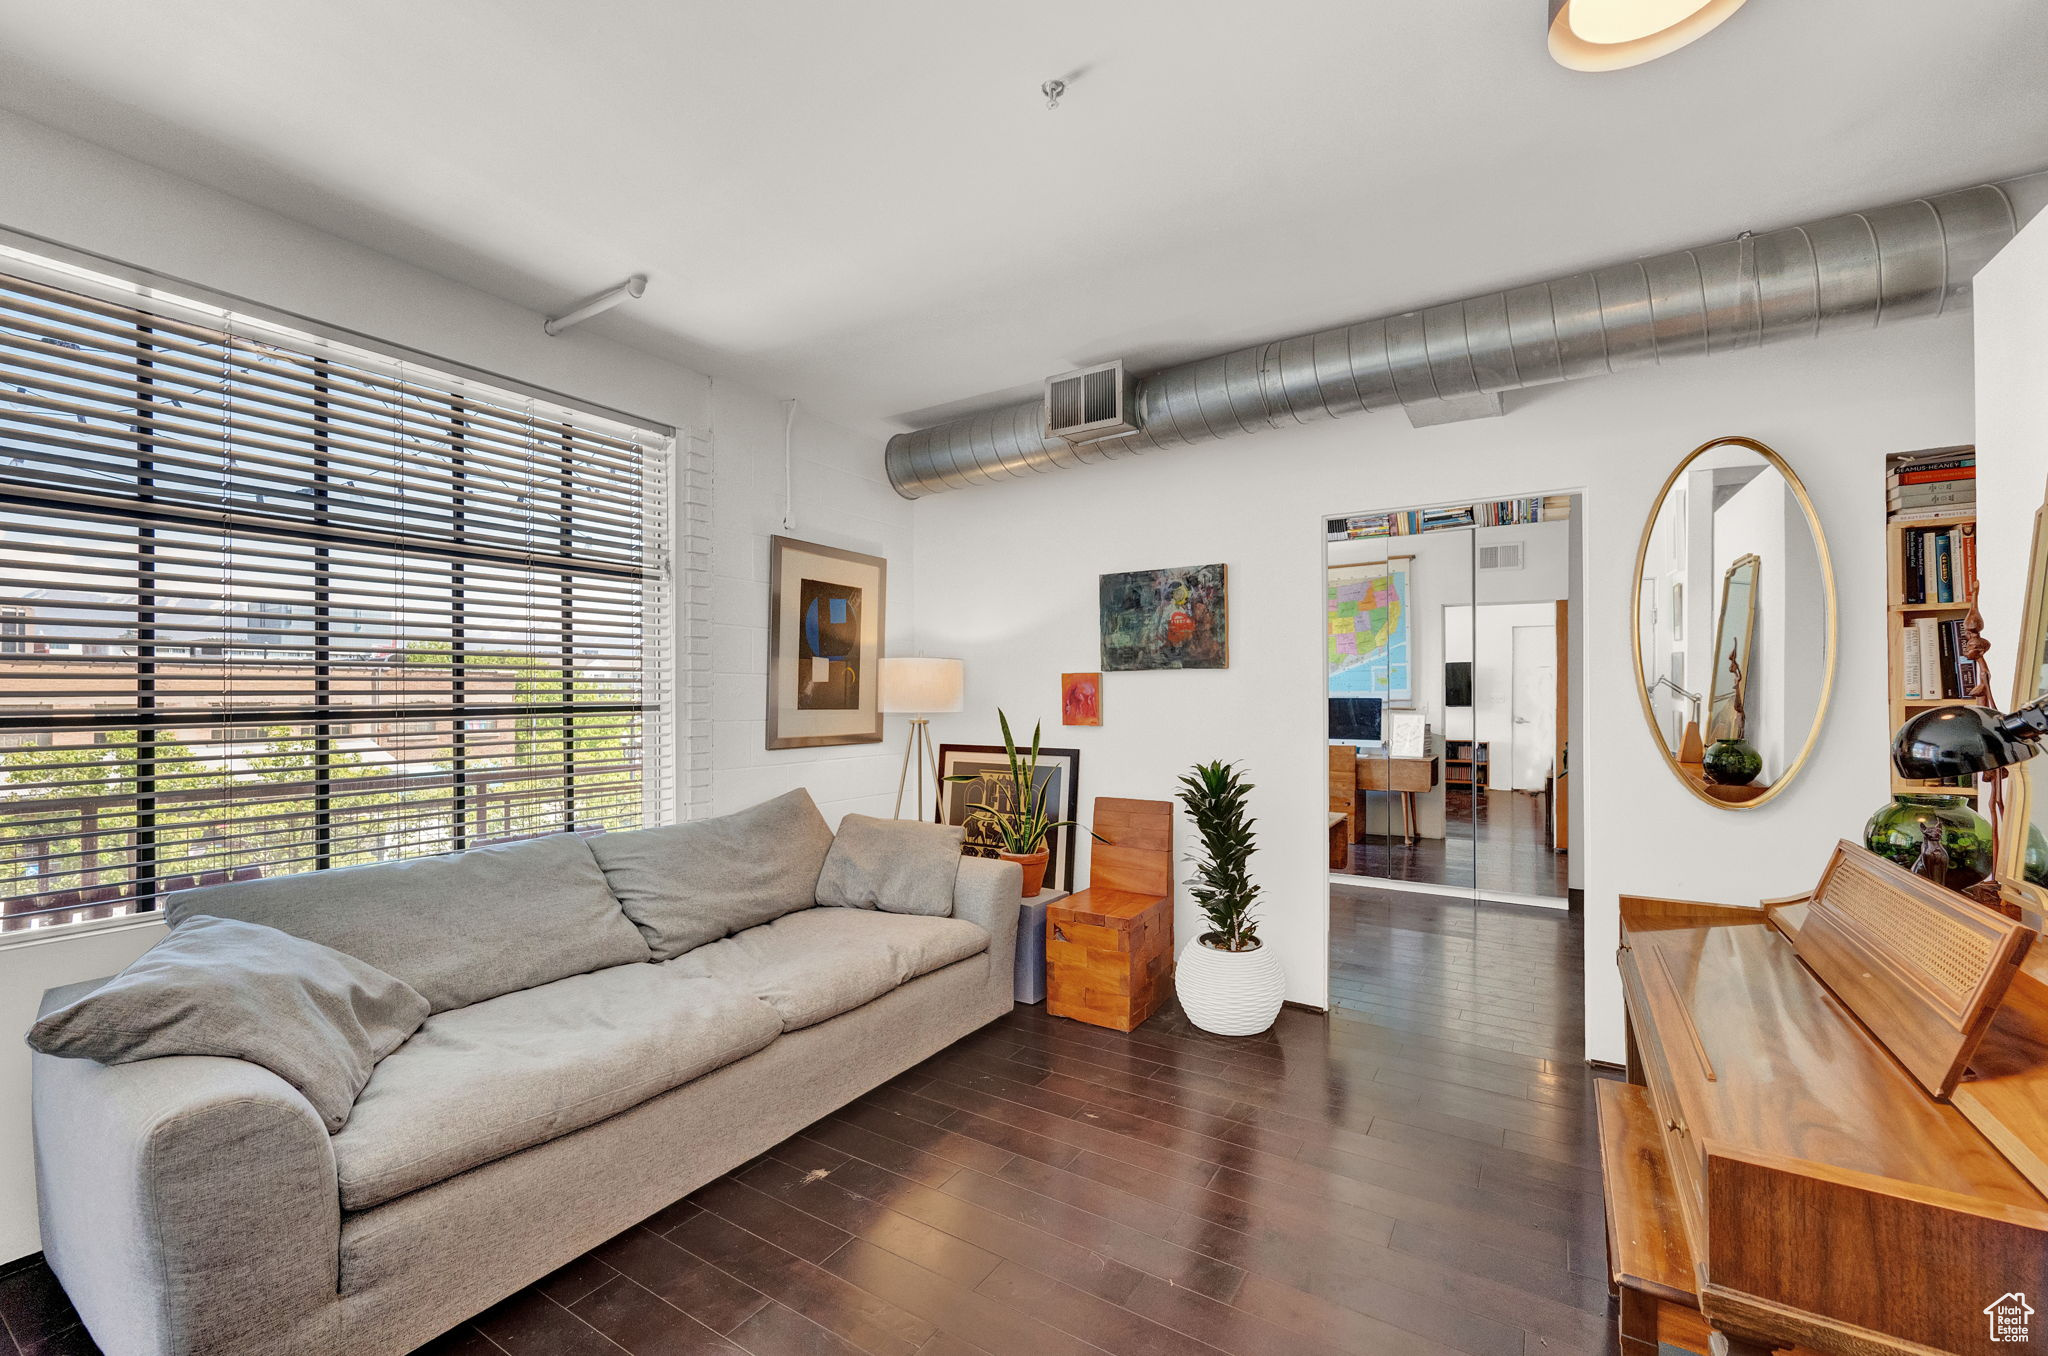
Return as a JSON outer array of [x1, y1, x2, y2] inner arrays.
[[1098, 563, 1228, 670], [765, 535, 886, 749], [936, 742, 1083, 894], [1061, 672, 1102, 726]]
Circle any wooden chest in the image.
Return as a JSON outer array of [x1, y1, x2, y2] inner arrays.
[[1045, 796, 1175, 1032], [1046, 888, 1174, 1031]]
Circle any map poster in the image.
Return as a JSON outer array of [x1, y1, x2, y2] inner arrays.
[[1327, 557, 1412, 704]]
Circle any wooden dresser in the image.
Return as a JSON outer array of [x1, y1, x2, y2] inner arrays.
[[1604, 843, 2048, 1356]]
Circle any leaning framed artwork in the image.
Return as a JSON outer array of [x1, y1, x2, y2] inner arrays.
[[937, 742, 1083, 894], [766, 535, 886, 749], [1099, 563, 1228, 670]]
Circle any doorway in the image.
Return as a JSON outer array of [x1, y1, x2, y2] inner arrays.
[[1323, 494, 1581, 909]]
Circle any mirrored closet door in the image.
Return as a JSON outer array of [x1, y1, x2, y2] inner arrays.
[[1325, 496, 1578, 907]]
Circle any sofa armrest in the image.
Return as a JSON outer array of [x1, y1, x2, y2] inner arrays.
[[33, 1039, 342, 1356], [951, 856, 1022, 1003]]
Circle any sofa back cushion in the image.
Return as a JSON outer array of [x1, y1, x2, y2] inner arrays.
[[587, 788, 834, 960], [167, 834, 649, 1012]]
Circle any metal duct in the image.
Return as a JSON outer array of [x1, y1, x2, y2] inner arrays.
[[885, 172, 2048, 499]]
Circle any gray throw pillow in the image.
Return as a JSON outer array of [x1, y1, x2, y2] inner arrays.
[[26, 915, 428, 1132], [815, 814, 965, 917], [587, 788, 836, 960]]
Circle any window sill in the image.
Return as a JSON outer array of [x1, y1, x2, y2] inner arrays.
[[0, 912, 167, 953]]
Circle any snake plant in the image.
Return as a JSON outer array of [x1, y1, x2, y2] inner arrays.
[[945, 709, 1101, 855]]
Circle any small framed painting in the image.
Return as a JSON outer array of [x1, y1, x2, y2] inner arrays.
[[766, 535, 886, 749], [1061, 672, 1102, 726], [937, 742, 1083, 894]]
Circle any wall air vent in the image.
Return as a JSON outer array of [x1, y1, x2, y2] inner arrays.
[[1044, 359, 1141, 446], [1477, 542, 1525, 571]]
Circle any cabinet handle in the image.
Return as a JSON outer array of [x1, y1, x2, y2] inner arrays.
[[1666, 1118, 1685, 1133], [1052, 924, 1068, 942]]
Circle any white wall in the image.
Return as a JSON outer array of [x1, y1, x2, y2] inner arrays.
[[912, 317, 1975, 1065], [0, 109, 910, 1262], [1448, 602, 1559, 792], [1978, 210, 2048, 713]]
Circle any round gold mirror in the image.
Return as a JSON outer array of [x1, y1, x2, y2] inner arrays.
[[1630, 436, 1837, 809]]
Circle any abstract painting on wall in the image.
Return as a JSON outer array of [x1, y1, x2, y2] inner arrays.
[[1327, 556, 1412, 705], [1061, 672, 1102, 726], [1098, 563, 1228, 671], [766, 535, 885, 748]]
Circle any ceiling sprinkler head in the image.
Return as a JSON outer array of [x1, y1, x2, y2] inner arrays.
[[1041, 79, 1066, 110]]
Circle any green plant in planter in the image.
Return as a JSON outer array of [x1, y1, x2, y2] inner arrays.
[[943, 709, 1100, 856], [1176, 759, 1262, 952]]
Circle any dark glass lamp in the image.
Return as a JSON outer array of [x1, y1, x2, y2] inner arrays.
[[1891, 698, 2048, 781]]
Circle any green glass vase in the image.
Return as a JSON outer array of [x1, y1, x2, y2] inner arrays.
[[2025, 823, 2048, 888], [1863, 794, 1994, 891], [1701, 737, 1762, 786]]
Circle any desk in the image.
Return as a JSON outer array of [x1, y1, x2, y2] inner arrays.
[[1356, 754, 1439, 845]]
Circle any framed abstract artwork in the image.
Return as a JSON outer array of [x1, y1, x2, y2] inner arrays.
[[1061, 672, 1102, 726], [1098, 563, 1228, 671], [766, 535, 886, 749], [936, 742, 1083, 894], [1327, 556, 1412, 706]]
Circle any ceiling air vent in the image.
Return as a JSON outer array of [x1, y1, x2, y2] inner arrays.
[[1477, 542, 1524, 571], [1044, 360, 1141, 446]]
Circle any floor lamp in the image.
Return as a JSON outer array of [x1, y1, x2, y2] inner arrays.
[[880, 657, 965, 820]]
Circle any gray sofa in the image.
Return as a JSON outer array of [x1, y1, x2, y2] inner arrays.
[[30, 790, 1021, 1356]]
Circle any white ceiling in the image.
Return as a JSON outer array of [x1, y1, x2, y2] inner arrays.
[[1, 0, 2045, 437]]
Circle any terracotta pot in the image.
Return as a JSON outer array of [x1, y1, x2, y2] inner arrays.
[[998, 849, 1049, 897]]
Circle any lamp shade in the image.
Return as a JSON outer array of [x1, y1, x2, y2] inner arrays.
[[880, 657, 964, 714], [1891, 704, 2041, 782]]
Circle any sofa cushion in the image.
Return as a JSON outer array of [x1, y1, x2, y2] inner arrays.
[[671, 907, 989, 1031], [814, 814, 964, 916], [167, 834, 648, 1014], [332, 963, 780, 1210], [26, 915, 428, 1133], [587, 788, 835, 960]]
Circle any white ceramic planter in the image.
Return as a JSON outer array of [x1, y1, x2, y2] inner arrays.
[[1174, 936, 1286, 1036]]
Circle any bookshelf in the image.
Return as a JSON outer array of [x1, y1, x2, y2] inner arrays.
[[1445, 739, 1490, 789], [1885, 447, 1979, 799]]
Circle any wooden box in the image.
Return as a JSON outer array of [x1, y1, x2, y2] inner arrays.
[[1045, 797, 1174, 1032], [1046, 888, 1174, 1032]]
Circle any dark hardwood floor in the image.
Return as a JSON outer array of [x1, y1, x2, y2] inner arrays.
[[1341, 787, 1570, 899], [0, 888, 1615, 1356]]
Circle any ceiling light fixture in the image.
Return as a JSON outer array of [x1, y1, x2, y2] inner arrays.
[[1548, 0, 1748, 71], [1041, 79, 1066, 110]]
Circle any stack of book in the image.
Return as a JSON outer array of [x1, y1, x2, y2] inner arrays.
[[1326, 494, 1576, 540], [1899, 521, 1977, 605], [1900, 616, 1983, 701], [1887, 449, 1974, 522]]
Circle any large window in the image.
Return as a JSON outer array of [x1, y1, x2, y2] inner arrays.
[[0, 254, 674, 934]]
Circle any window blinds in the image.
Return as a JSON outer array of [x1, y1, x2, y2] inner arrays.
[[0, 259, 673, 933]]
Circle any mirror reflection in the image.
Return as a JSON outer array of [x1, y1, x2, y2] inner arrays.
[[2003, 508, 2048, 906], [1633, 437, 1835, 808]]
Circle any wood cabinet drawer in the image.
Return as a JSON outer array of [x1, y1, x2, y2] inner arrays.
[[1620, 949, 1705, 1225]]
